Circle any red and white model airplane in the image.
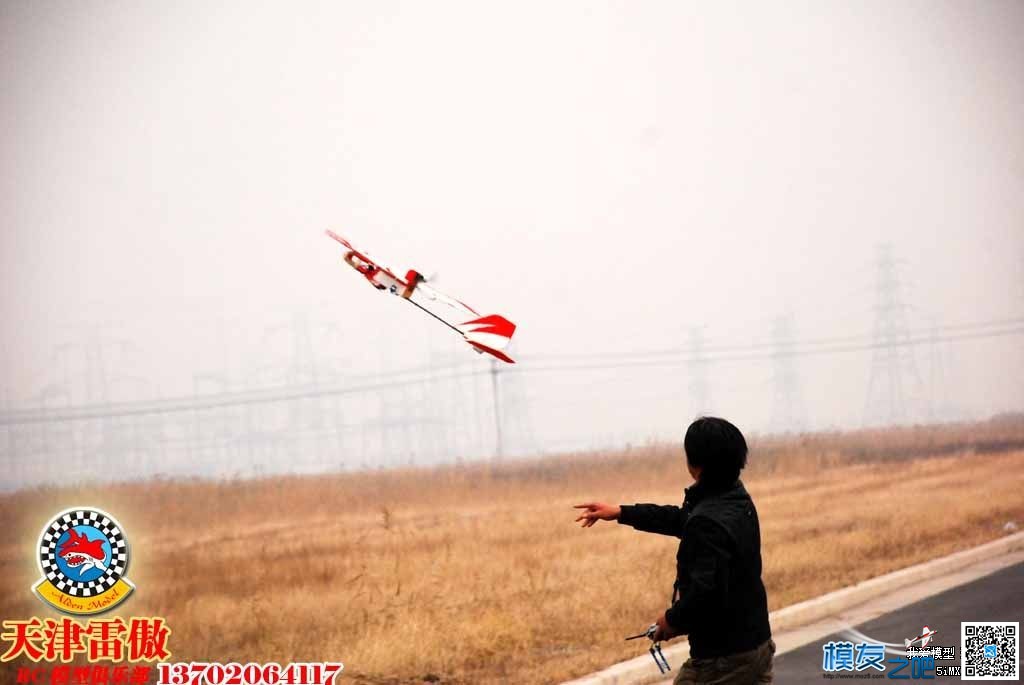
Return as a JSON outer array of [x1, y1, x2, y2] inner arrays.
[[904, 626, 938, 649], [325, 230, 516, 363]]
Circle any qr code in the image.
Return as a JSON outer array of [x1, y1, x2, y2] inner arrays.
[[962, 622, 1019, 680]]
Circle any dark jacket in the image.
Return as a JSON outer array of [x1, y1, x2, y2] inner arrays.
[[618, 479, 771, 658]]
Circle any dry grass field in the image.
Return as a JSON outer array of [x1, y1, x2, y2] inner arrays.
[[2, 419, 1023, 684]]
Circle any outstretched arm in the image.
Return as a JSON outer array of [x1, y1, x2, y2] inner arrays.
[[575, 501, 689, 538], [617, 503, 687, 537]]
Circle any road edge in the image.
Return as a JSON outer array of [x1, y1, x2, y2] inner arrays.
[[560, 531, 1024, 685]]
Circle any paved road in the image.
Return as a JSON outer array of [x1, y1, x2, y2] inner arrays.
[[772, 561, 1023, 683]]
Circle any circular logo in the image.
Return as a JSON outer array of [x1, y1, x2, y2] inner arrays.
[[33, 507, 134, 615]]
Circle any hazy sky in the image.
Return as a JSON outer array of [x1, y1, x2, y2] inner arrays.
[[2, 1, 1023, 468]]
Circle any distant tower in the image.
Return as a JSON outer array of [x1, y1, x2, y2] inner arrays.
[[57, 324, 131, 476], [688, 327, 711, 417], [864, 244, 924, 425], [489, 359, 503, 461], [374, 342, 412, 468], [497, 364, 537, 458], [924, 314, 964, 422], [770, 315, 806, 432]]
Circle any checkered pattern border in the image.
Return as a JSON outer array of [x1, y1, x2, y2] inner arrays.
[[38, 509, 128, 598]]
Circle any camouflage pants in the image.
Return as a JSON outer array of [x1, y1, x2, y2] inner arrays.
[[673, 639, 775, 684]]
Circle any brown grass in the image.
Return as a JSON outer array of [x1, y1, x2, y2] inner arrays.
[[1, 422, 1023, 684]]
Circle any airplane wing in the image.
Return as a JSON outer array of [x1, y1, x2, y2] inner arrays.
[[326, 231, 517, 363], [325, 230, 404, 282]]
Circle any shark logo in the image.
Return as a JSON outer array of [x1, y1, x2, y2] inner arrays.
[[57, 527, 109, 576], [33, 507, 134, 615]]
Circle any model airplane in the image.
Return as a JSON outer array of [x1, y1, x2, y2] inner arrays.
[[904, 626, 937, 649], [326, 230, 516, 363]]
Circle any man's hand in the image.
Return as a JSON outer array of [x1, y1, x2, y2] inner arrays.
[[574, 502, 621, 527], [652, 612, 679, 642]]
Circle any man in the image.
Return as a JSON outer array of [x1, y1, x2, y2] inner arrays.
[[575, 416, 774, 684]]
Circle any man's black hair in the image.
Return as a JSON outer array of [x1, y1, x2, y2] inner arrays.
[[684, 416, 748, 487]]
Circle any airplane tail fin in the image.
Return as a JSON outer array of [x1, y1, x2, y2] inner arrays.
[[467, 339, 516, 364], [458, 314, 516, 363], [904, 639, 912, 648]]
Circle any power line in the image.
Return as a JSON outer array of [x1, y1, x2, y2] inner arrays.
[[507, 324, 1024, 375], [1, 320, 1022, 426], [525, 316, 1024, 363], [0, 368, 492, 425]]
